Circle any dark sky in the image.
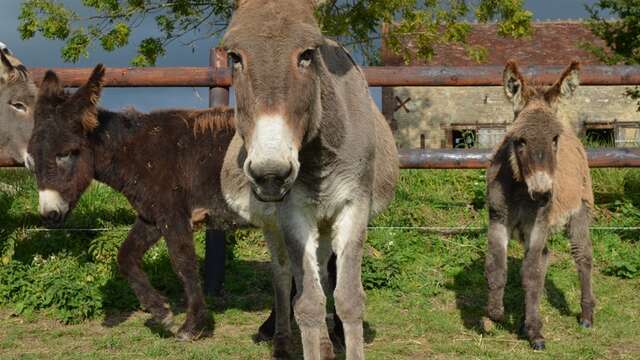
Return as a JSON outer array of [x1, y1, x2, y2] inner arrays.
[[0, 0, 602, 110]]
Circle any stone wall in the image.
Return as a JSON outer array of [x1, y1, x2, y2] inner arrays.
[[384, 86, 640, 149]]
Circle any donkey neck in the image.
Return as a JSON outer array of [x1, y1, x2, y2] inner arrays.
[[299, 42, 372, 169], [90, 108, 144, 190]]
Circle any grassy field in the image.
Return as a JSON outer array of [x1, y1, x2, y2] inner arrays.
[[0, 167, 639, 359]]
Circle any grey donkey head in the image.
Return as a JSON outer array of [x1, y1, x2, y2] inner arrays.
[[222, 0, 329, 202], [502, 60, 580, 201], [0, 43, 36, 168]]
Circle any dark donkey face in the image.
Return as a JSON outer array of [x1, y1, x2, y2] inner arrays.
[[222, 0, 327, 202], [28, 65, 105, 225], [503, 61, 580, 201], [0, 46, 36, 167]]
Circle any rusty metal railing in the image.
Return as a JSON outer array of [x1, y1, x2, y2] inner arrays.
[[3, 149, 639, 169], [25, 64, 640, 88], [2, 50, 640, 168]]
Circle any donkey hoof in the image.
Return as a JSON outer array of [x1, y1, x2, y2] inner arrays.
[[480, 317, 497, 333], [175, 322, 208, 342], [579, 319, 593, 329], [175, 328, 202, 342], [255, 318, 275, 342], [531, 339, 546, 351], [272, 335, 291, 359], [154, 312, 176, 332], [254, 329, 273, 343], [272, 349, 291, 360]]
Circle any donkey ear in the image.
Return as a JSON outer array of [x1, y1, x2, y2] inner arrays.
[[503, 60, 527, 110], [234, 0, 250, 8], [39, 70, 65, 98], [546, 61, 580, 103], [0, 50, 15, 83], [70, 64, 106, 133]]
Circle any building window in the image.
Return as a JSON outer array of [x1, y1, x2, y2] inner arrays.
[[452, 129, 477, 148], [584, 122, 640, 148], [615, 123, 640, 147], [585, 127, 615, 147], [420, 134, 426, 149], [446, 123, 506, 149]]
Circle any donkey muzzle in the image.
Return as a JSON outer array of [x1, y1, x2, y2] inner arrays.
[[38, 189, 69, 227], [525, 171, 553, 203], [246, 160, 296, 202]]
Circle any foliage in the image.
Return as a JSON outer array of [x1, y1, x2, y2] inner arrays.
[[0, 255, 105, 323], [18, 0, 532, 66], [596, 231, 640, 279], [585, 0, 640, 109], [624, 170, 640, 208], [1, 164, 640, 330]]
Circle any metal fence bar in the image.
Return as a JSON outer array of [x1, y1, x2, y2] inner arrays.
[[3, 148, 640, 169], [398, 148, 640, 169], [204, 48, 230, 297], [27, 64, 640, 88]]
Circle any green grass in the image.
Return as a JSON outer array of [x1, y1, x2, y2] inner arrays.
[[0, 167, 639, 359]]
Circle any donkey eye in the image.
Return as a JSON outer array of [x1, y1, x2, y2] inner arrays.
[[56, 150, 78, 169], [228, 52, 243, 71], [515, 138, 527, 149], [552, 135, 559, 148], [9, 101, 27, 113], [298, 49, 315, 68]]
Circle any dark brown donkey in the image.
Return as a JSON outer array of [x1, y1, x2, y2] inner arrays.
[[484, 61, 595, 350], [28, 65, 240, 340], [221, 0, 399, 358]]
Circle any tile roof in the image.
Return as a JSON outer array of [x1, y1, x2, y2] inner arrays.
[[382, 22, 609, 66]]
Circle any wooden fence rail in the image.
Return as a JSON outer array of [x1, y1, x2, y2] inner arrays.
[[27, 64, 640, 88]]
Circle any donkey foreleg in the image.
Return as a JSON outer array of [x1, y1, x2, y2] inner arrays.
[[567, 202, 596, 328], [163, 219, 209, 341], [521, 219, 550, 350], [117, 217, 170, 327], [263, 226, 294, 359], [485, 220, 509, 323], [279, 210, 328, 360], [331, 203, 369, 360]]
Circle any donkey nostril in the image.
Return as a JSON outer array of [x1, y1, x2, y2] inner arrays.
[[246, 160, 258, 180], [532, 191, 551, 203], [248, 161, 293, 183], [46, 210, 61, 222], [284, 162, 293, 179], [256, 174, 285, 188]]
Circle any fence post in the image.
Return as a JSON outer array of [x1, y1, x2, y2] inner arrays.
[[204, 47, 229, 296]]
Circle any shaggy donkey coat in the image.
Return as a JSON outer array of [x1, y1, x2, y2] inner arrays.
[[28, 65, 240, 340], [221, 0, 399, 358], [485, 61, 595, 350]]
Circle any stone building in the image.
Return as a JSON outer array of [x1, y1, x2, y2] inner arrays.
[[381, 22, 640, 149]]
